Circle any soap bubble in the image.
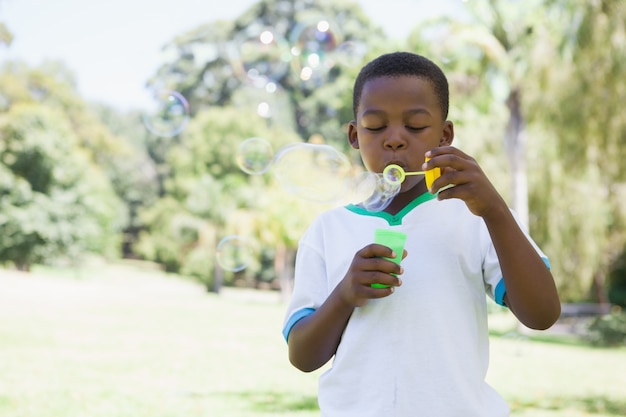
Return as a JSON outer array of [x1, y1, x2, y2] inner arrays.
[[236, 137, 274, 175], [272, 142, 352, 203], [216, 235, 253, 272], [360, 173, 401, 212], [229, 26, 292, 83], [289, 18, 339, 84], [142, 89, 190, 137]]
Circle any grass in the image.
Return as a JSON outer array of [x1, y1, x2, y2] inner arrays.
[[0, 260, 625, 417]]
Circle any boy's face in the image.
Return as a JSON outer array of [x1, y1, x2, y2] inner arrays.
[[348, 75, 453, 192]]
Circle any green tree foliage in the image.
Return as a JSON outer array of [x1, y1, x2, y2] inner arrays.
[[0, 61, 144, 268], [89, 104, 160, 256], [0, 103, 123, 270], [525, 0, 626, 301]]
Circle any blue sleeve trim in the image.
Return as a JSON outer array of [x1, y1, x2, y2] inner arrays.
[[494, 279, 507, 306], [495, 257, 550, 307], [282, 307, 316, 342]]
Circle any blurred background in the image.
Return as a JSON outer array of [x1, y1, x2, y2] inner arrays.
[[0, 0, 625, 416]]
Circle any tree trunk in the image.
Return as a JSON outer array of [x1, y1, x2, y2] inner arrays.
[[505, 88, 529, 228], [276, 243, 295, 303]]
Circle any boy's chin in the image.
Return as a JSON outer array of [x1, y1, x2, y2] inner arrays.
[[399, 177, 426, 193]]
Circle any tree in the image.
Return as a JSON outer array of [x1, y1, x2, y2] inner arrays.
[[524, 0, 626, 301], [0, 103, 124, 270]]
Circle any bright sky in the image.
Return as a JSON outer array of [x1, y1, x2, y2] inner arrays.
[[0, 0, 466, 111]]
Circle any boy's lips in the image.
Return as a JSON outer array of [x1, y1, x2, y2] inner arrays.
[[385, 160, 407, 170]]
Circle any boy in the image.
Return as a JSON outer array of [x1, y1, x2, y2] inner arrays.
[[282, 52, 560, 416]]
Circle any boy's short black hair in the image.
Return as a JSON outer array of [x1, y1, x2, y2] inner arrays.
[[352, 51, 449, 120]]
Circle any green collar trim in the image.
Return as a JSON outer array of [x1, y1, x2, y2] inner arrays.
[[345, 192, 437, 226]]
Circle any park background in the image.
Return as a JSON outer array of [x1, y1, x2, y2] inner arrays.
[[0, 0, 625, 415]]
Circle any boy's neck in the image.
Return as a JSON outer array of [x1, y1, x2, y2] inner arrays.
[[384, 181, 429, 215]]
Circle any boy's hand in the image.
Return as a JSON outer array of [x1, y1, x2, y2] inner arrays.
[[337, 244, 404, 308], [423, 146, 507, 218]]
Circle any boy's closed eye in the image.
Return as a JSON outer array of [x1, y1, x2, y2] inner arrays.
[[365, 126, 386, 132]]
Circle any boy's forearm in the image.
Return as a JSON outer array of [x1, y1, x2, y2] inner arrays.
[[288, 287, 355, 372], [483, 205, 561, 330]]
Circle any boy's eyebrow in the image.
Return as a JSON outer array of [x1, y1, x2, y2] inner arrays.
[[404, 108, 432, 116], [361, 108, 432, 117]]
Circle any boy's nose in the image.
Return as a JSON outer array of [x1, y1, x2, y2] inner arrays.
[[384, 132, 407, 150]]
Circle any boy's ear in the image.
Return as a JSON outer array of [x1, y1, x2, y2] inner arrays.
[[348, 121, 359, 149], [439, 120, 454, 146]]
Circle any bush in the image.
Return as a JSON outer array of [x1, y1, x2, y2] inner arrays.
[[585, 310, 626, 347]]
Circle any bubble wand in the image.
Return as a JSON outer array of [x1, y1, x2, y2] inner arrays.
[[382, 157, 441, 189]]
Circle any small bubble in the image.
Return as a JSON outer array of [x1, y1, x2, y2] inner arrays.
[[142, 89, 190, 137], [216, 235, 253, 272], [236, 137, 274, 175]]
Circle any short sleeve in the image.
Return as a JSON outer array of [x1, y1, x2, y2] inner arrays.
[[482, 209, 550, 306], [282, 224, 329, 342]]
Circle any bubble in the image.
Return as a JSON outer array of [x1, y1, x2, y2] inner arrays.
[[289, 18, 339, 84], [216, 235, 253, 272], [272, 143, 352, 203], [236, 137, 274, 175], [360, 173, 401, 212], [229, 26, 292, 83], [142, 89, 190, 137]]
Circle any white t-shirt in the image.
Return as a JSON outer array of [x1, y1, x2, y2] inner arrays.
[[283, 193, 549, 417]]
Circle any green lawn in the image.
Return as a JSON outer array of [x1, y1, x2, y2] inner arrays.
[[0, 261, 624, 417]]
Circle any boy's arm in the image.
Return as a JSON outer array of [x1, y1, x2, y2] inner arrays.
[[287, 244, 403, 372], [482, 203, 560, 329], [425, 147, 560, 330], [287, 287, 355, 372]]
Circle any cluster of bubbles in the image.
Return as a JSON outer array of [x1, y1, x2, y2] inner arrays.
[[215, 138, 405, 272], [138, 16, 369, 273], [226, 17, 366, 118]]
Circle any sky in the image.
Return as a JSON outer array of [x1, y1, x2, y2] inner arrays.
[[0, 0, 466, 111]]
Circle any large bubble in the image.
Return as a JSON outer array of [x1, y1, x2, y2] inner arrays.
[[272, 142, 352, 203]]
